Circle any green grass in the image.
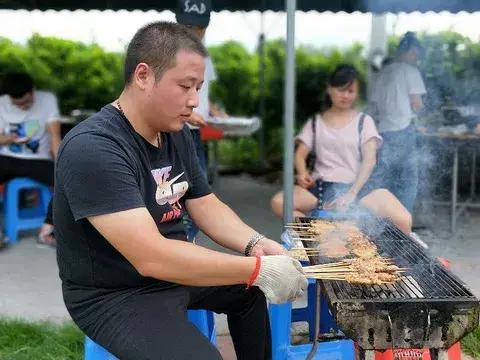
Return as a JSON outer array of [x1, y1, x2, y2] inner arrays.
[[462, 326, 480, 359], [0, 318, 83, 360], [0, 318, 479, 359]]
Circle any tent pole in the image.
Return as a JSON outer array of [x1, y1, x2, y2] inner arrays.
[[367, 14, 388, 97], [257, 9, 267, 168], [282, 0, 296, 225]]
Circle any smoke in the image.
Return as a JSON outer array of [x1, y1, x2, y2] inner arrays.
[[367, 30, 480, 234]]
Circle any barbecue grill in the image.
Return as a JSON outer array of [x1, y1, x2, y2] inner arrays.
[[294, 213, 480, 355]]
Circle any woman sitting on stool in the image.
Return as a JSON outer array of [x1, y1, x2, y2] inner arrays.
[[271, 64, 412, 234]]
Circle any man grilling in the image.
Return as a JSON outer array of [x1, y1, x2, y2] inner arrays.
[[54, 22, 307, 360]]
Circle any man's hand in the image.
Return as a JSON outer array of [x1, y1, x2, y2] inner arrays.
[[252, 255, 308, 304], [210, 103, 228, 118], [13, 136, 31, 144], [251, 238, 287, 256], [296, 173, 314, 189], [474, 123, 480, 136], [187, 112, 207, 127], [0, 134, 19, 145]]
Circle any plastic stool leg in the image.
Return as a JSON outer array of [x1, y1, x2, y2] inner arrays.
[[187, 309, 216, 343], [307, 279, 317, 341], [4, 181, 20, 243], [84, 337, 118, 360]]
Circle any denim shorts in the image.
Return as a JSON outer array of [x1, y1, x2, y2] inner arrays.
[[307, 180, 380, 206]]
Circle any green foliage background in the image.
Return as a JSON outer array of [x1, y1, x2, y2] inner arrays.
[[1, 31, 480, 168]]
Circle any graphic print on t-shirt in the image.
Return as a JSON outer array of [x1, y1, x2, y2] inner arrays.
[[7, 120, 41, 154], [151, 166, 189, 223]]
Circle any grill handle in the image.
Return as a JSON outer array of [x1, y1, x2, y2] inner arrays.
[[380, 310, 394, 350], [423, 309, 438, 344]]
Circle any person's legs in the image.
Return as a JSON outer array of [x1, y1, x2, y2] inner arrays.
[[191, 128, 208, 174], [394, 128, 418, 213], [271, 185, 319, 218], [359, 188, 412, 234], [379, 126, 418, 213], [184, 129, 207, 241], [80, 286, 222, 360], [0, 156, 55, 245], [17, 158, 55, 245], [188, 285, 271, 360]]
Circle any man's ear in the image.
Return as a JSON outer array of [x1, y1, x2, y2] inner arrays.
[[133, 63, 154, 90]]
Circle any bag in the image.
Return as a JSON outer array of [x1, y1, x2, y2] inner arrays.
[[358, 112, 366, 160], [305, 117, 317, 171]]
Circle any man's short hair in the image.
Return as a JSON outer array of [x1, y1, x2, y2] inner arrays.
[[124, 21, 208, 85], [397, 32, 424, 57], [2, 72, 34, 98]]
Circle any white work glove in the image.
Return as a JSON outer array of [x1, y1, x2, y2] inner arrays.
[[252, 255, 308, 304]]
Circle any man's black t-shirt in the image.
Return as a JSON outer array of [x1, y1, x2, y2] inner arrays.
[[54, 105, 211, 296]]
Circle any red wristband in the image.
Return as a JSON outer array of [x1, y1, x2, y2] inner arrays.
[[246, 256, 261, 289]]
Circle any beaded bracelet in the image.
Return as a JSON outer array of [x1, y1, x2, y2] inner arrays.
[[244, 233, 266, 256]]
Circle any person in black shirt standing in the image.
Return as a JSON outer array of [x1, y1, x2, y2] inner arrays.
[[54, 22, 307, 360]]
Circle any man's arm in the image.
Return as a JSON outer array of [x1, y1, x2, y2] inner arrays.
[[0, 134, 17, 145], [46, 121, 61, 159], [89, 207, 256, 286], [187, 112, 207, 127], [409, 94, 424, 113], [88, 206, 307, 304], [209, 101, 227, 118], [186, 193, 287, 256]]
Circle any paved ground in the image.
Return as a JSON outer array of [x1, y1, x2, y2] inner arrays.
[[1, 174, 479, 359]]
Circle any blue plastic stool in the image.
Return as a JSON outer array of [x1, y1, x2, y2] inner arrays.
[[277, 208, 346, 357], [290, 209, 335, 341], [84, 338, 118, 360], [3, 177, 52, 243], [84, 309, 216, 360], [291, 278, 317, 341], [270, 302, 354, 360]]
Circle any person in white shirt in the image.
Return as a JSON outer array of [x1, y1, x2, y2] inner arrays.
[[0, 72, 61, 248], [176, 0, 227, 241], [368, 32, 427, 213]]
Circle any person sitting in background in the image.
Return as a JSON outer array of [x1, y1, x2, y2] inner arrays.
[[0, 72, 61, 248], [271, 64, 412, 234]]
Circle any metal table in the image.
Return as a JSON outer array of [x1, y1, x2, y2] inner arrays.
[[419, 132, 480, 233]]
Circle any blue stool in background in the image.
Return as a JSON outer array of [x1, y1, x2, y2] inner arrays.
[[84, 309, 216, 360], [3, 177, 52, 243]]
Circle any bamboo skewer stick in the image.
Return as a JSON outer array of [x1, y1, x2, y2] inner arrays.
[[286, 220, 404, 285]]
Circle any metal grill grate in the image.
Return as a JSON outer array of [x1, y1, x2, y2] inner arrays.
[[298, 216, 476, 302]]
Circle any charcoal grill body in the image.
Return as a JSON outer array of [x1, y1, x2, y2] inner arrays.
[[298, 215, 480, 351], [326, 284, 479, 350]]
